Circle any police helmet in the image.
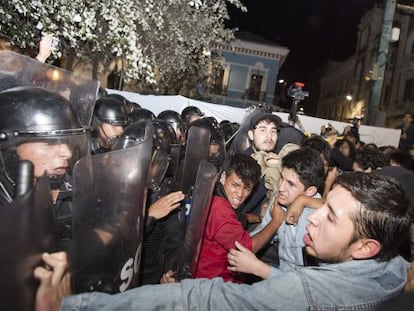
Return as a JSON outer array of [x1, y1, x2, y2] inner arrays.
[[189, 117, 223, 144], [181, 106, 204, 125], [93, 96, 130, 127], [129, 108, 156, 123], [158, 110, 183, 129], [0, 86, 89, 193], [0, 86, 86, 146], [114, 119, 177, 155]]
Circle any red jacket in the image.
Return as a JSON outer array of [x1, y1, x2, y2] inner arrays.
[[195, 195, 252, 282]]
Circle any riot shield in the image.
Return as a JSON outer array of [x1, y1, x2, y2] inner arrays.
[[179, 126, 210, 195], [176, 160, 217, 280], [0, 176, 54, 311], [148, 149, 170, 192], [167, 143, 181, 178], [227, 106, 265, 156], [0, 50, 99, 127], [69, 127, 152, 294]]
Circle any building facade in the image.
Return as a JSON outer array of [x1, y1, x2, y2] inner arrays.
[[209, 32, 289, 108], [317, 4, 414, 128]]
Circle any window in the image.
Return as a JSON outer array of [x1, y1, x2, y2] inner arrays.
[[403, 78, 414, 102], [247, 74, 263, 101]]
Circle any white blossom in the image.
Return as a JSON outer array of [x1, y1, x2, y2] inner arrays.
[[0, 0, 246, 93]]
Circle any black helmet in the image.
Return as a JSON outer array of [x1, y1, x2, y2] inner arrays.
[[129, 108, 156, 123], [93, 96, 130, 127], [106, 93, 141, 114], [189, 117, 223, 144], [114, 119, 177, 155], [0, 86, 89, 196], [181, 106, 204, 125], [158, 110, 182, 129], [0, 86, 86, 146], [219, 120, 235, 142], [157, 110, 184, 141]]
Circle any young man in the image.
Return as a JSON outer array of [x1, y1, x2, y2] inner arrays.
[[35, 171, 411, 310], [162, 154, 283, 283], [195, 154, 282, 282], [246, 147, 325, 273], [242, 113, 282, 226]]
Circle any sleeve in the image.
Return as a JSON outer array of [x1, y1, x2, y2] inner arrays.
[[61, 274, 309, 311]]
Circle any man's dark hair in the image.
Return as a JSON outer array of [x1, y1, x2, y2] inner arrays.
[[335, 172, 411, 261], [222, 154, 261, 188], [301, 135, 332, 167], [281, 147, 325, 190], [354, 148, 387, 171], [389, 151, 414, 171]]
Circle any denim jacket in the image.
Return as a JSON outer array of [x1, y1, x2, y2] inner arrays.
[[62, 256, 409, 311]]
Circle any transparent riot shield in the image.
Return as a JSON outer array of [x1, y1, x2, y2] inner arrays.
[[176, 159, 217, 280], [148, 149, 170, 192], [227, 106, 265, 156], [179, 126, 211, 195], [69, 126, 152, 294], [0, 50, 99, 127], [167, 143, 181, 178], [0, 176, 54, 311]]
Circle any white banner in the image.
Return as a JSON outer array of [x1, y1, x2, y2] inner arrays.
[[107, 89, 401, 148]]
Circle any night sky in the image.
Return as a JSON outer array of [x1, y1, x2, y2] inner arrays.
[[227, 0, 414, 83]]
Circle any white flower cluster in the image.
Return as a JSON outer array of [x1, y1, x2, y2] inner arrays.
[[0, 0, 245, 90]]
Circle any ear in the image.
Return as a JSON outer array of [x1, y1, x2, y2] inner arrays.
[[219, 171, 226, 185], [247, 130, 254, 141], [351, 238, 381, 260], [304, 185, 318, 197]]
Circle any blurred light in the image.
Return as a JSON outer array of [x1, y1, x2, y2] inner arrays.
[[278, 79, 285, 84], [346, 95, 353, 101]]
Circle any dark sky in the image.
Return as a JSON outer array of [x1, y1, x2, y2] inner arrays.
[[227, 0, 412, 82]]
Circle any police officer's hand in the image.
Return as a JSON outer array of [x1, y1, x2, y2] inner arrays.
[[148, 191, 185, 220], [34, 252, 71, 311]]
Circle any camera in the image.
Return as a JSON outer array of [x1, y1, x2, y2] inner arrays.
[[50, 37, 59, 49], [287, 82, 309, 101]]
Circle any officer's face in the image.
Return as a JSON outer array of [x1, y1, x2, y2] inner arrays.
[[16, 142, 72, 178], [99, 123, 124, 140], [248, 120, 278, 152], [220, 171, 254, 209]]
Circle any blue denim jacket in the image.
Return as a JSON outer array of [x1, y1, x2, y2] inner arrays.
[[250, 193, 319, 273], [62, 256, 409, 311]]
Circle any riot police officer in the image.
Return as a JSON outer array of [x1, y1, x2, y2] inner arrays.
[[91, 95, 130, 154], [113, 119, 185, 285], [158, 110, 185, 145], [181, 106, 204, 128], [188, 117, 226, 168], [0, 86, 89, 207]]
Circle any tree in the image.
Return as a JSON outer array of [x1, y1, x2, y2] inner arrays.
[[0, 0, 246, 94]]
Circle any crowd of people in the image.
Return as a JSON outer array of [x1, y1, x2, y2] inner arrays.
[[1, 47, 414, 311]]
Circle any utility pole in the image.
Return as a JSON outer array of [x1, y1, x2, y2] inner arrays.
[[366, 0, 397, 125]]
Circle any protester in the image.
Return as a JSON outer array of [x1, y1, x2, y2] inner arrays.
[[35, 172, 411, 310], [245, 148, 325, 275], [241, 112, 284, 228], [397, 112, 414, 152]]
